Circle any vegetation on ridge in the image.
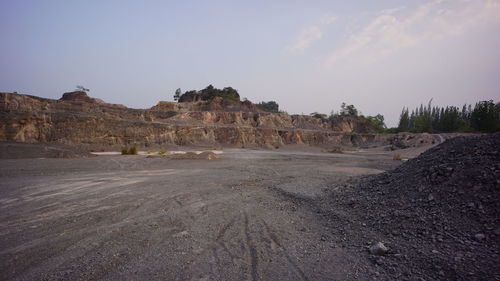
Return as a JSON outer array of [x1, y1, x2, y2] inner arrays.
[[310, 103, 388, 133], [174, 85, 240, 102]]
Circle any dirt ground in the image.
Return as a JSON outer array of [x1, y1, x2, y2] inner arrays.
[[1, 145, 433, 280]]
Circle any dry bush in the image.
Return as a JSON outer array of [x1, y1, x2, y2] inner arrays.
[[393, 153, 402, 160], [121, 145, 138, 155], [158, 150, 169, 155], [129, 145, 138, 155], [121, 145, 129, 155]]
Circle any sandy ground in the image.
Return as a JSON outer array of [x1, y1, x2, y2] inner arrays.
[[0, 148, 408, 280]]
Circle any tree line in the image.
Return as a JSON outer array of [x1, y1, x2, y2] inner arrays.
[[397, 100, 499, 133]]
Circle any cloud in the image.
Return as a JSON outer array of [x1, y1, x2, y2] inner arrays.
[[326, 0, 500, 65], [286, 15, 336, 53], [287, 25, 323, 53]]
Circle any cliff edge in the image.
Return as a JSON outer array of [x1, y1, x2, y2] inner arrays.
[[0, 92, 394, 148]]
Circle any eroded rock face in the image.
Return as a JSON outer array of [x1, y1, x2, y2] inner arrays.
[[150, 97, 257, 112], [1, 91, 391, 148]]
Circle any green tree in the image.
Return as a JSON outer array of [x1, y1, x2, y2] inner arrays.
[[366, 114, 386, 133], [177, 85, 240, 102], [174, 88, 182, 101], [340, 102, 358, 116], [439, 106, 463, 132], [76, 85, 89, 92], [257, 101, 279, 113], [471, 100, 499, 132], [398, 108, 410, 132], [310, 112, 327, 119]]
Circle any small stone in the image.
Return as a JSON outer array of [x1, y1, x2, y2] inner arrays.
[[428, 194, 434, 201], [474, 233, 485, 241], [432, 250, 440, 254], [369, 242, 388, 256]]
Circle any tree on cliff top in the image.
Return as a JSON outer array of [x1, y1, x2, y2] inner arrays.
[[340, 102, 358, 116], [174, 88, 182, 101], [257, 101, 279, 113], [177, 85, 240, 102], [76, 85, 89, 92]]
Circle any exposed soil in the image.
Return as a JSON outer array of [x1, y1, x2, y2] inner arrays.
[[0, 134, 498, 280]]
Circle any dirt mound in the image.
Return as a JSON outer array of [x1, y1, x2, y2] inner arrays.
[[326, 133, 499, 280]]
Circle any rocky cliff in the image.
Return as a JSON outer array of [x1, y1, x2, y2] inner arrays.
[[0, 91, 402, 148]]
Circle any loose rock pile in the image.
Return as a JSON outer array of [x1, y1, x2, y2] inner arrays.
[[328, 133, 499, 280]]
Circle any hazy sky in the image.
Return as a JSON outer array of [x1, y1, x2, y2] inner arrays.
[[1, 0, 499, 126]]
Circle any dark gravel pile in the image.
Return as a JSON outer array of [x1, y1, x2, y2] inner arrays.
[[327, 133, 500, 280]]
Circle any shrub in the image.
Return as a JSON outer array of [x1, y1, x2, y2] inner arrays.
[[121, 146, 129, 155], [158, 150, 169, 155], [393, 154, 402, 161], [121, 145, 139, 155], [256, 101, 279, 113], [129, 145, 138, 155]]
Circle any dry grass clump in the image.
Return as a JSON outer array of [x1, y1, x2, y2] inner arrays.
[[121, 145, 139, 155], [325, 146, 343, 153], [393, 153, 402, 160], [170, 151, 219, 160], [158, 150, 170, 155]]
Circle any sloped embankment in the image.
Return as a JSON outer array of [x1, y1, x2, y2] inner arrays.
[[327, 133, 499, 280]]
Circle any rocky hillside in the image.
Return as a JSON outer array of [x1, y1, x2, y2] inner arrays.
[[0, 91, 420, 149]]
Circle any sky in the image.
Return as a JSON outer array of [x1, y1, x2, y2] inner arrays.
[[1, 0, 499, 126]]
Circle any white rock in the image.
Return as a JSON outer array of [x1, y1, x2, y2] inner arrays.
[[369, 242, 388, 256]]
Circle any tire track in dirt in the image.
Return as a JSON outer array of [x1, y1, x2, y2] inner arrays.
[[262, 220, 309, 281], [243, 212, 259, 281]]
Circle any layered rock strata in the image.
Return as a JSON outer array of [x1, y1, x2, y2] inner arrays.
[[0, 91, 424, 148]]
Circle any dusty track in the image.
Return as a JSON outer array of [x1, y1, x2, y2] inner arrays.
[[0, 149, 401, 280]]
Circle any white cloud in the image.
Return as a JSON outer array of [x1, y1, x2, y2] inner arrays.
[[287, 15, 337, 53], [287, 25, 323, 53], [326, 0, 500, 65]]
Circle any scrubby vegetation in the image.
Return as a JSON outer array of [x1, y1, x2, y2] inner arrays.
[[175, 85, 240, 102], [121, 145, 139, 155], [310, 103, 388, 133], [397, 100, 500, 133], [256, 101, 280, 113]]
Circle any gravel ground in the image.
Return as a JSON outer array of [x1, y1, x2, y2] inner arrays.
[[0, 146, 400, 281], [1, 135, 497, 281]]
